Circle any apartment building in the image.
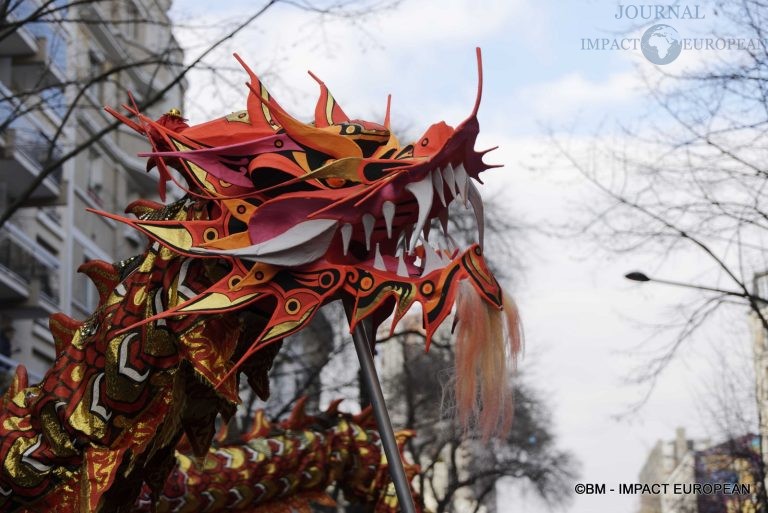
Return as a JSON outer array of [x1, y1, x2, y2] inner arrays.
[[0, 0, 185, 378]]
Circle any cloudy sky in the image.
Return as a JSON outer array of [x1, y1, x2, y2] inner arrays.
[[170, 1, 757, 511]]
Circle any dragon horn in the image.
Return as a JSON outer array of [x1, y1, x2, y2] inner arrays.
[[308, 70, 350, 127]]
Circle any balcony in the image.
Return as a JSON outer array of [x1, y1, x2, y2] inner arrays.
[[3, 1, 68, 90], [10, 36, 67, 91], [0, 21, 39, 58], [0, 223, 59, 314], [0, 121, 63, 203]]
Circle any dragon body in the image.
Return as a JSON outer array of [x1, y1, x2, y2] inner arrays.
[[0, 49, 520, 512], [135, 402, 420, 513]]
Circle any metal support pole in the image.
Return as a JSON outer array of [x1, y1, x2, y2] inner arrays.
[[350, 316, 417, 513]]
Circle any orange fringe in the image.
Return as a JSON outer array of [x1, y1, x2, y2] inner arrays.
[[454, 280, 522, 439]]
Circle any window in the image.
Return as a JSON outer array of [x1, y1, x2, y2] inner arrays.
[[87, 149, 104, 205], [88, 51, 105, 103], [125, 2, 141, 40]]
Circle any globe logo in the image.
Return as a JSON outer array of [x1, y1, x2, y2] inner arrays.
[[641, 24, 682, 65]]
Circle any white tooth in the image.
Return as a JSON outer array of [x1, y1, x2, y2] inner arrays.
[[421, 243, 443, 276], [363, 213, 375, 251], [431, 169, 446, 206], [467, 181, 485, 249], [402, 224, 412, 253], [374, 243, 386, 271], [395, 230, 406, 257], [397, 253, 408, 277], [405, 175, 434, 252], [446, 234, 458, 251], [341, 223, 353, 255], [442, 164, 457, 198], [454, 163, 469, 206], [382, 201, 395, 238], [439, 209, 449, 236]]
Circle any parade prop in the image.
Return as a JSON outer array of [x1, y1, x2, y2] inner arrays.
[[0, 48, 520, 512]]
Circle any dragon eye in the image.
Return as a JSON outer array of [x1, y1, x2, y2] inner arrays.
[[325, 177, 347, 188]]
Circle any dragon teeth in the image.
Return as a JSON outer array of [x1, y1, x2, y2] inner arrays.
[[341, 223, 353, 255], [405, 174, 434, 253], [362, 213, 375, 251], [397, 253, 408, 277], [374, 243, 386, 271], [438, 209, 449, 237], [442, 163, 457, 198], [467, 180, 485, 249], [382, 201, 395, 239], [446, 234, 458, 251], [395, 230, 406, 257], [421, 242, 443, 276], [454, 163, 469, 206], [431, 169, 446, 207]]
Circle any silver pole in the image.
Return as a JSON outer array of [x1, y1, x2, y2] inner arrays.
[[350, 316, 417, 513]]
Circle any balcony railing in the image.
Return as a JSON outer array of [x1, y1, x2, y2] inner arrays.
[[4, 0, 69, 77], [0, 224, 59, 304], [0, 101, 64, 201]]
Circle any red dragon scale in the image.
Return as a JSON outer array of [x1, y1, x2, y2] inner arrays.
[[134, 403, 422, 513]]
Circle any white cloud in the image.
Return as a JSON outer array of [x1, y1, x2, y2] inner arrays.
[[516, 71, 644, 119], [171, 0, 542, 132]]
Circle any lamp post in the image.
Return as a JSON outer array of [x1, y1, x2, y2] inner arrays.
[[625, 270, 768, 513], [624, 271, 768, 303]]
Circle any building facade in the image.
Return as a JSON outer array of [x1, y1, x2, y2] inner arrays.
[[0, 0, 185, 379], [751, 271, 768, 498], [638, 428, 710, 513], [638, 428, 761, 513]]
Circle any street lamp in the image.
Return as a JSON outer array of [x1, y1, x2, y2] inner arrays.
[[624, 271, 768, 303]]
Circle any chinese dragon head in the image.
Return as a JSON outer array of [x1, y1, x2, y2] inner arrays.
[[0, 48, 520, 512]]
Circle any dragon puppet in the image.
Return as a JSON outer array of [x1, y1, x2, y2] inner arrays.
[[0, 47, 521, 512]]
